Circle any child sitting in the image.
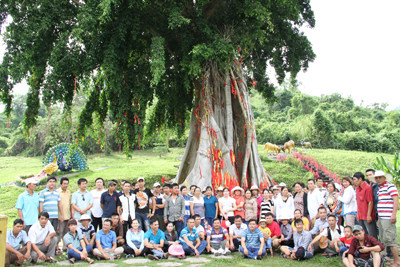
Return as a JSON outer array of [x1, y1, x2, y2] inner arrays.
[[333, 225, 354, 257], [258, 219, 273, 257]]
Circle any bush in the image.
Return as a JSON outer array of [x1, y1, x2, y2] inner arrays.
[[0, 136, 9, 148]]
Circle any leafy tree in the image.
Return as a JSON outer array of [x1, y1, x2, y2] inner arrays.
[[0, 0, 316, 189], [291, 93, 318, 116], [312, 108, 333, 146]]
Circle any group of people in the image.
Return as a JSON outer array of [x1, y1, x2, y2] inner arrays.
[[5, 169, 399, 267]]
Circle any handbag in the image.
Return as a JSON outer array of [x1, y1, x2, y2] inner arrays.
[[330, 193, 342, 214]]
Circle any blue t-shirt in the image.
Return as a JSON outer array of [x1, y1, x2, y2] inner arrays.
[[179, 226, 199, 246], [39, 188, 61, 219], [204, 195, 218, 218], [15, 191, 40, 226], [242, 228, 263, 247], [95, 229, 117, 249], [144, 229, 165, 245], [100, 191, 120, 218]]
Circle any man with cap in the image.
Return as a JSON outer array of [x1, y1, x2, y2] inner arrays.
[[375, 170, 400, 267], [78, 214, 96, 248], [15, 179, 40, 234], [343, 225, 384, 267], [100, 181, 120, 223], [151, 182, 166, 231], [117, 180, 137, 237], [63, 219, 94, 264], [133, 177, 155, 232], [5, 219, 31, 267]]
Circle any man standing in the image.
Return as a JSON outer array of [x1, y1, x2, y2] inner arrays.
[[281, 219, 314, 260], [110, 213, 125, 246], [39, 177, 63, 231], [91, 177, 106, 231], [29, 212, 58, 263], [101, 181, 120, 222], [316, 177, 327, 193], [366, 169, 379, 214], [133, 177, 155, 232], [71, 178, 93, 220], [152, 182, 166, 231], [375, 170, 400, 266], [179, 217, 207, 256], [93, 219, 123, 260], [240, 219, 266, 260], [56, 177, 71, 254], [163, 184, 171, 199], [353, 172, 377, 239], [188, 185, 196, 198], [144, 219, 169, 260], [307, 179, 323, 228], [206, 218, 231, 256], [5, 219, 31, 267], [229, 215, 247, 251], [164, 183, 185, 237], [118, 181, 136, 238], [15, 180, 39, 233]]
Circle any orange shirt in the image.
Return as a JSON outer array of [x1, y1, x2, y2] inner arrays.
[[233, 195, 245, 219]]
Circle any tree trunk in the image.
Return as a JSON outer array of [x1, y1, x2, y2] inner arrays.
[[175, 61, 274, 191]]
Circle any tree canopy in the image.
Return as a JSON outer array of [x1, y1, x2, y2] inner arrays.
[[0, 0, 315, 149]]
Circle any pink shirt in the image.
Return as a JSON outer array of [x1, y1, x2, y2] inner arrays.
[[234, 195, 245, 218]]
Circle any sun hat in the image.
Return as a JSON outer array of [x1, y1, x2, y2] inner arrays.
[[168, 244, 185, 256], [278, 182, 287, 187], [153, 182, 161, 188], [215, 186, 224, 192], [259, 218, 267, 224], [231, 186, 244, 196], [374, 170, 393, 182], [25, 179, 38, 185], [78, 214, 92, 222], [250, 185, 261, 193], [137, 177, 145, 182]]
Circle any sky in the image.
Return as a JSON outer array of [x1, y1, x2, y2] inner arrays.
[[1, 0, 399, 110]]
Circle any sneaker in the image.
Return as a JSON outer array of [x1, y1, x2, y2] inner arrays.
[[190, 253, 196, 256], [256, 255, 262, 260], [214, 252, 221, 257], [147, 255, 159, 260], [281, 253, 287, 258], [126, 254, 132, 259], [224, 250, 231, 256], [243, 254, 247, 259]]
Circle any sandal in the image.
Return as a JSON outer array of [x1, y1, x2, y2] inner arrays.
[[69, 257, 76, 264], [86, 258, 94, 264], [56, 249, 63, 256], [115, 254, 121, 260], [45, 257, 57, 263]]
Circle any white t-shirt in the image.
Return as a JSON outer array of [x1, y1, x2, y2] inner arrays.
[[91, 189, 106, 218], [28, 221, 55, 244], [219, 197, 235, 217], [229, 223, 247, 240], [321, 225, 345, 240], [307, 189, 323, 219]]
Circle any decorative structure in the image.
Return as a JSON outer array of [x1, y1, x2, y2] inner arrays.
[[43, 143, 89, 171]]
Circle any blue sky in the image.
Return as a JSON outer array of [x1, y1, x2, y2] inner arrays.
[[1, 0, 399, 110]]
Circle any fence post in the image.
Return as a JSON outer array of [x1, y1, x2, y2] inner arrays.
[[0, 215, 9, 267]]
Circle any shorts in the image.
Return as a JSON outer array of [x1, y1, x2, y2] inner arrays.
[[378, 218, 397, 247], [57, 220, 69, 241]]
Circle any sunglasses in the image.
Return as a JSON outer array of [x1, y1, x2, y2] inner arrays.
[[82, 195, 85, 201]]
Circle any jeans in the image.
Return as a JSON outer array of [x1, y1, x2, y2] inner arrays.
[[182, 240, 207, 255], [359, 220, 378, 239], [233, 239, 241, 250], [265, 238, 272, 249], [169, 220, 184, 238], [205, 217, 214, 227], [67, 244, 93, 259], [239, 246, 266, 259], [136, 212, 150, 232]]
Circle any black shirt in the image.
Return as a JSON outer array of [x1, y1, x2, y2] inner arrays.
[[100, 190, 121, 218], [133, 188, 154, 214]]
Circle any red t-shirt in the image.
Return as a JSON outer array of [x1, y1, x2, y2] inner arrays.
[[356, 182, 375, 220], [339, 236, 354, 248], [266, 221, 281, 238], [348, 234, 384, 259], [233, 195, 245, 218]]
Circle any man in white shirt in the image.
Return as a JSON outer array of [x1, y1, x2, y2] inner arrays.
[[29, 212, 58, 263], [117, 181, 136, 238], [229, 215, 247, 251], [307, 179, 323, 228], [90, 178, 106, 231], [193, 215, 205, 240]]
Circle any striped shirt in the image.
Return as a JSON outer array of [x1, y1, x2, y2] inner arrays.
[[39, 188, 61, 219], [79, 224, 96, 241], [207, 227, 227, 245], [183, 195, 191, 216], [377, 182, 398, 220], [242, 228, 263, 247], [179, 226, 199, 246], [260, 199, 274, 219]]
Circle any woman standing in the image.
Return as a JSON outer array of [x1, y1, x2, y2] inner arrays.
[[323, 182, 342, 216], [244, 189, 257, 224], [292, 182, 309, 219], [250, 185, 263, 220], [218, 187, 237, 225], [203, 186, 218, 227], [337, 177, 357, 227], [190, 187, 205, 226], [260, 189, 274, 219], [123, 219, 145, 258], [232, 186, 245, 222], [275, 187, 294, 222], [180, 186, 191, 227]]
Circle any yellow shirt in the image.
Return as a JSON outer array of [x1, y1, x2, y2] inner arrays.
[[57, 188, 71, 220], [258, 226, 271, 237], [291, 217, 309, 231]]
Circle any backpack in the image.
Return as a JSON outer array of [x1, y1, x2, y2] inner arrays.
[[320, 225, 342, 249]]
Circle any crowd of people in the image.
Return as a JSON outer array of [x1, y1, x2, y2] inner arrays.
[[5, 169, 399, 267]]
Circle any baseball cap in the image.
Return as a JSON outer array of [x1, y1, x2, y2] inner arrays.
[[137, 177, 145, 182], [107, 181, 116, 187], [259, 219, 267, 223], [26, 179, 38, 185], [153, 182, 161, 187], [352, 225, 364, 233]]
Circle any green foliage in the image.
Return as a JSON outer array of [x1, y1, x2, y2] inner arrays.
[[374, 153, 400, 186], [153, 146, 168, 158], [312, 109, 333, 146]]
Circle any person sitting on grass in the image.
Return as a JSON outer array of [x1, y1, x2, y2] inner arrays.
[[229, 215, 247, 252], [63, 219, 94, 264], [93, 219, 123, 260], [123, 219, 145, 259], [257, 219, 273, 257], [240, 219, 266, 260], [193, 214, 205, 240], [78, 214, 96, 248], [164, 221, 179, 252], [291, 209, 310, 232], [280, 219, 314, 260], [343, 225, 384, 267], [144, 219, 169, 260], [333, 225, 354, 257], [29, 212, 58, 264], [278, 218, 294, 248], [5, 219, 31, 267], [179, 217, 207, 257], [206, 218, 231, 256], [308, 214, 344, 257], [264, 213, 281, 250], [110, 213, 125, 246]]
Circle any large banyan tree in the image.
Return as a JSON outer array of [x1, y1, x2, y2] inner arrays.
[[0, 0, 315, 191]]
